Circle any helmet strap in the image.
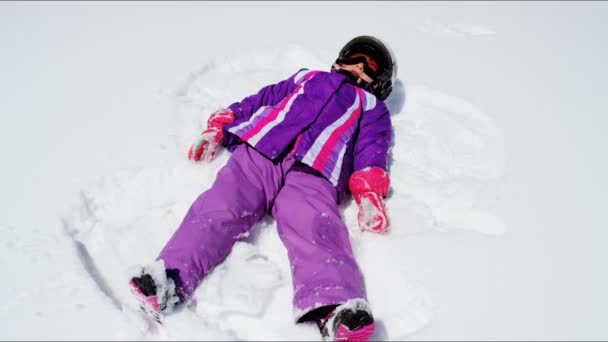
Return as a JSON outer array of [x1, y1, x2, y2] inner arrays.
[[333, 63, 369, 86]]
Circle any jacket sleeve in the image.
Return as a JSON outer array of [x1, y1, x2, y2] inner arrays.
[[353, 100, 392, 172], [227, 68, 309, 122]]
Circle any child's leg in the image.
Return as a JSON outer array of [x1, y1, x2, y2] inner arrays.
[[157, 145, 286, 297], [271, 167, 367, 322]]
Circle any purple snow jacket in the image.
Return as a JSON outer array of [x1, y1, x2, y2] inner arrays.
[[222, 68, 392, 203]]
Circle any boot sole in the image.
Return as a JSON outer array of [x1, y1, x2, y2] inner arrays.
[[129, 280, 163, 324], [335, 322, 376, 341]]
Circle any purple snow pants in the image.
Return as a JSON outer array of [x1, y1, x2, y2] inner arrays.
[[157, 144, 366, 320]]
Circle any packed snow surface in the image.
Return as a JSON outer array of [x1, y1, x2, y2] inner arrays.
[[1, 2, 607, 340]]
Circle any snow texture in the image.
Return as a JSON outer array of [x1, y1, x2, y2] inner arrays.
[[52, 44, 502, 340], [2, 2, 608, 341], [418, 21, 497, 39]]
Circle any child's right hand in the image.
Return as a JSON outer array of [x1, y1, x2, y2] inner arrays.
[[188, 127, 223, 162], [187, 109, 235, 162]]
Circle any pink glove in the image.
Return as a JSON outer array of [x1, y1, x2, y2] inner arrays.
[[348, 166, 390, 234], [188, 109, 235, 162]]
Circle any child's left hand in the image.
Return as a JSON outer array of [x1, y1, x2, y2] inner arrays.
[[348, 167, 390, 234], [356, 191, 389, 233]]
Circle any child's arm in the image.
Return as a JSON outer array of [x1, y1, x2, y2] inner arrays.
[[353, 101, 392, 172], [349, 101, 392, 233], [188, 69, 312, 162], [227, 68, 311, 122]]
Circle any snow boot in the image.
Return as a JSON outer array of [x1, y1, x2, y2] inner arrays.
[[128, 261, 184, 323], [317, 299, 376, 341]]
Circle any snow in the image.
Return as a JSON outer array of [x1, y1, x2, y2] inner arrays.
[[2, 1, 608, 340]]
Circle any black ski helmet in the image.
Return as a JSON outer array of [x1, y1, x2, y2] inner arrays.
[[334, 35, 397, 101]]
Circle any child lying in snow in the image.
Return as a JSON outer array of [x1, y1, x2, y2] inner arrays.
[[129, 35, 397, 341]]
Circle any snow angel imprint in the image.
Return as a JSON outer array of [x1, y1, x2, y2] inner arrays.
[[129, 35, 397, 342]]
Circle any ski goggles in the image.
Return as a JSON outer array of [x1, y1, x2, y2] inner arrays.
[[335, 53, 380, 79]]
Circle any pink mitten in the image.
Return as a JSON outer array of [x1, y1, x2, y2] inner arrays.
[[187, 109, 235, 162], [348, 167, 390, 233]]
